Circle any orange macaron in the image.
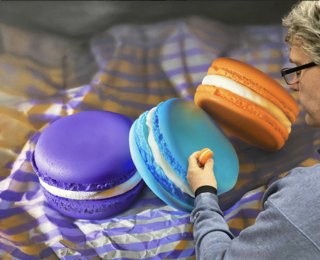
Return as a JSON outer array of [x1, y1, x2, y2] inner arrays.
[[194, 58, 299, 151], [197, 148, 214, 165]]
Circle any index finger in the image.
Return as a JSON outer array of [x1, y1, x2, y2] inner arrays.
[[188, 151, 200, 167]]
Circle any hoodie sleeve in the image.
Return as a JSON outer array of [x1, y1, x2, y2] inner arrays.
[[190, 188, 318, 260]]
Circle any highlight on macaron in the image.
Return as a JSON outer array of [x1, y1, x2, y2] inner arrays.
[[197, 148, 214, 165], [195, 57, 299, 151]]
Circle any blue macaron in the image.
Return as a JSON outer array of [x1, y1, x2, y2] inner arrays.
[[129, 98, 239, 212]]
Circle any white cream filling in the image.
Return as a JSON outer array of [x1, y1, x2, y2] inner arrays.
[[202, 75, 291, 133], [39, 171, 142, 200], [146, 107, 194, 198]]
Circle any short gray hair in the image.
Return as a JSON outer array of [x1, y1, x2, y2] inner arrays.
[[283, 1, 320, 64]]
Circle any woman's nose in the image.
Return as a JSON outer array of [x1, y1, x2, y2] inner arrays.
[[289, 82, 300, 91]]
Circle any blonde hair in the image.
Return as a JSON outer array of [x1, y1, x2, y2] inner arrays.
[[283, 1, 320, 64]]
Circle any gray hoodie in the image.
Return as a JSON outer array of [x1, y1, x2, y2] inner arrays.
[[190, 163, 320, 260]]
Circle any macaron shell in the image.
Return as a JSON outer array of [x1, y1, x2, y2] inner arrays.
[[133, 111, 195, 206], [198, 149, 213, 165], [195, 86, 287, 151], [155, 98, 239, 193], [34, 111, 135, 184], [129, 120, 194, 213], [208, 57, 299, 123], [41, 180, 144, 219]]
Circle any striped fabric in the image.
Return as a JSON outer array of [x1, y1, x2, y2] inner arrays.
[[1, 16, 320, 259]]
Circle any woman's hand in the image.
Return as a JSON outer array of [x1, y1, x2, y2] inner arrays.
[[187, 151, 217, 194]]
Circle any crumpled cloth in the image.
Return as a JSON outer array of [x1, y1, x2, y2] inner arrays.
[[0, 16, 320, 259]]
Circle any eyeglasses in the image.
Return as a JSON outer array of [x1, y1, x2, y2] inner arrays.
[[281, 61, 317, 85]]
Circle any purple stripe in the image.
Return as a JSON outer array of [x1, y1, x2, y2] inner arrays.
[[99, 82, 177, 96], [99, 37, 222, 70], [32, 215, 190, 244], [98, 47, 208, 66], [145, 248, 195, 260], [0, 242, 15, 252], [67, 100, 85, 110], [87, 248, 195, 260], [102, 69, 167, 82], [4, 161, 14, 169], [28, 114, 63, 124], [175, 82, 199, 92], [5, 206, 187, 242], [25, 151, 34, 162], [76, 232, 193, 257], [79, 87, 156, 112], [188, 23, 237, 40], [167, 29, 227, 50], [1, 214, 52, 236], [0, 207, 26, 219], [68, 102, 95, 112], [226, 208, 261, 222], [100, 94, 155, 111], [10, 170, 39, 183], [223, 192, 264, 216], [32, 228, 69, 244], [38, 247, 56, 259], [73, 85, 91, 98], [10, 248, 41, 260], [25, 130, 37, 145], [9, 246, 56, 259], [166, 64, 210, 78], [0, 196, 184, 232], [92, 44, 115, 55], [13, 148, 22, 156], [95, 37, 222, 71], [1, 212, 90, 239], [266, 73, 284, 80], [0, 190, 38, 202], [229, 228, 241, 237], [184, 95, 195, 103], [29, 132, 41, 143], [1, 63, 17, 73], [0, 237, 24, 248], [161, 47, 208, 61], [73, 208, 188, 225], [75, 101, 140, 121], [60, 257, 82, 260]]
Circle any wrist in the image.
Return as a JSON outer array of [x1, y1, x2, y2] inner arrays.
[[195, 185, 217, 198]]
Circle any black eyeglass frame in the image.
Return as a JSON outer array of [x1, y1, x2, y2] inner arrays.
[[281, 61, 317, 85]]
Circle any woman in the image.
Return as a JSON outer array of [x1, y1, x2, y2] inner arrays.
[[187, 1, 320, 259]]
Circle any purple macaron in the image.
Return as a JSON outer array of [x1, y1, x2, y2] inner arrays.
[[31, 111, 144, 219]]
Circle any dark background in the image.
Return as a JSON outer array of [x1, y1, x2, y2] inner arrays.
[[0, 1, 298, 40]]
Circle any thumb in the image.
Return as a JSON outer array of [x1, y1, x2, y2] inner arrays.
[[204, 158, 214, 170]]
